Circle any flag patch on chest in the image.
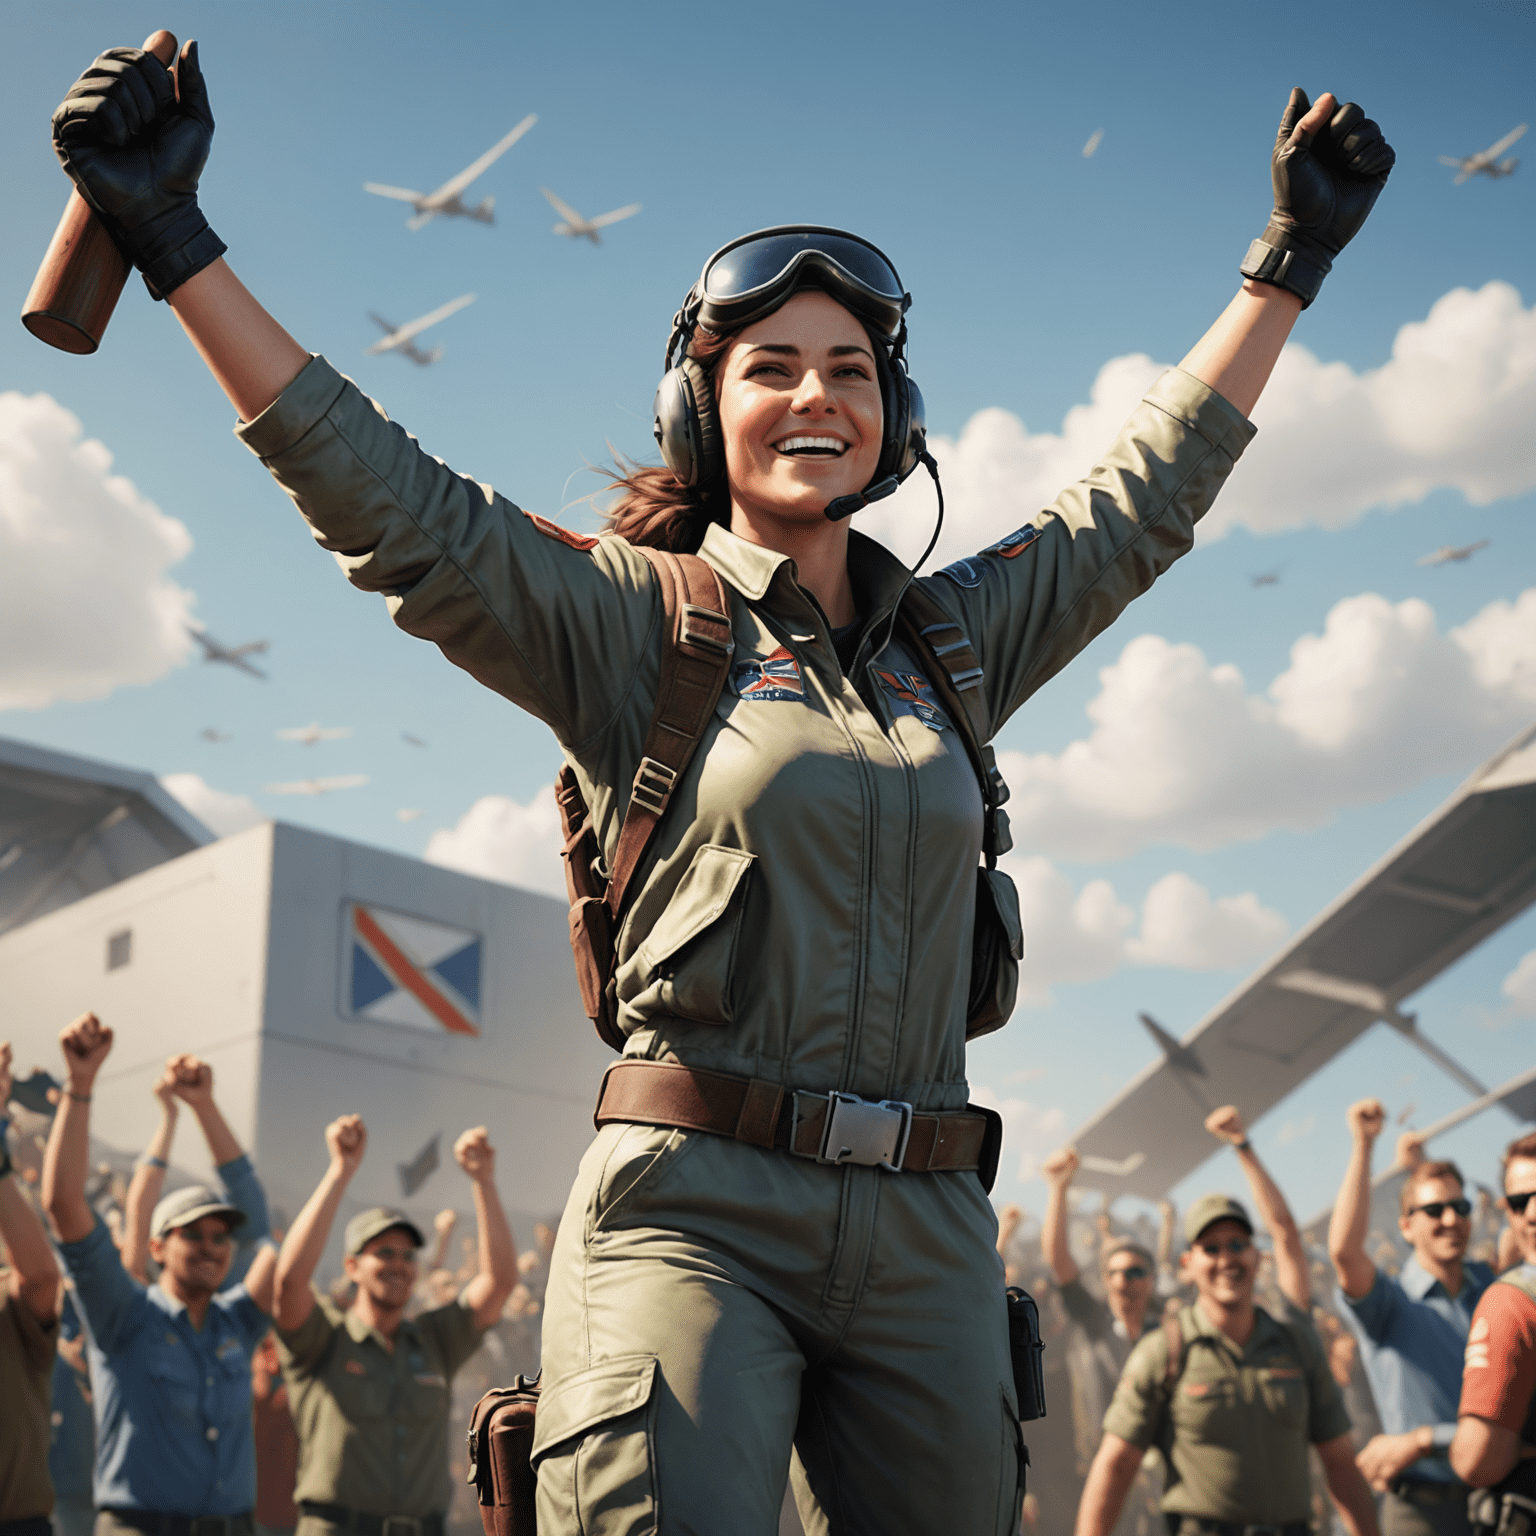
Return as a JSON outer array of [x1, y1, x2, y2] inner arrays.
[[731, 646, 805, 702], [875, 669, 949, 732]]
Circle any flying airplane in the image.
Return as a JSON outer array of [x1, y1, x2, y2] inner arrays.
[[402, 732, 427, 748], [199, 728, 231, 743], [1250, 569, 1282, 588], [1440, 124, 1526, 183], [1082, 129, 1103, 159], [539, 187, 642, 244], [365, 115, 537, 230], [364, 294, 476, 365], [264, 775, 369, 796], [1418, 539, 1490, 567], [276, 722, 353, 746], [187, 627, 268, 680], [396, 808, 424, 823]]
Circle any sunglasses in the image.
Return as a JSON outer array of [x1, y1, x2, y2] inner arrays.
[[361, 1245, 419, 1265], [1107, 1265, 1150, 1281], [1507, 1191, 1536, 1215], [172, 1227, 232, 1249], [1408, 1198, 1472, 1220], [1197, 1238, 1252, 1258]]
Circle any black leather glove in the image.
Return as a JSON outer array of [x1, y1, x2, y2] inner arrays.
[[1241, 87, 1394, 309], [51, 41, 226, 301]]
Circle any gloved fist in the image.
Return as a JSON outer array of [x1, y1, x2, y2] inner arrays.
[[51, 40, 226, 300], [1241, 87, 1394, 309]]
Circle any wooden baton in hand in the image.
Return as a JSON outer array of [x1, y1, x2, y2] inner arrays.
[[21, 30, 178, 355]]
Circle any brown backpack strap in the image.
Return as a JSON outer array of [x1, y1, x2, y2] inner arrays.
[[1162, 1304, 1189, 1389], [894, 583, 1009, 864], [604, 547, 733, 922]]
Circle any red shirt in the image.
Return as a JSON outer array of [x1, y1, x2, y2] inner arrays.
[[252, 1333, 300, 1528], [1459, 1272, 1536, 1435]]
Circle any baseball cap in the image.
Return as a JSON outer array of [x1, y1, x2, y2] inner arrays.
[[150, 1185, 246, 1240], [344, 1206, 424, 1257], [1184, 1194, 1254, 1245]]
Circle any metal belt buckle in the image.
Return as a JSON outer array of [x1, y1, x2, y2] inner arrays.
[[817, 1091, 913, 1172], [381, 1520, 422, 1536]]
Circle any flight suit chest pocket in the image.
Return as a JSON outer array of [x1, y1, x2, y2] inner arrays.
[[532, 1355, 659, 1534], [1254, 1361, 1307, 1429], [147, 1336, 202, 1428], [331, 1347, 389, 1421], [1172, 1369, 1236, 1445], [634, 845, 755, 1026]]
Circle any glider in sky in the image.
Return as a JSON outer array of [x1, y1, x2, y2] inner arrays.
[[540, 187, 642, 244], [1439, 124, 1525, 183], [188, 627, 268, 680], [276, 722, 353, 747], [365, 115, 537, 229], [364, 294, 476, 366], [1417, 539, 1489, 567]]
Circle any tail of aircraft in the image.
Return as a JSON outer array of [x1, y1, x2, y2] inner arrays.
[[472, 195, 495, 224], [1496, 156, 1520, 177]]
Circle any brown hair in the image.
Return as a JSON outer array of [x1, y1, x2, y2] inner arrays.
[[1503, 1133, 1536, 1172], [1401, 1159, 1466, 1215], [601, 327, 735, 553]]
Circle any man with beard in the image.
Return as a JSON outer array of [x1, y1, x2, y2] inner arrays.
[[272, 1115, 517, 1536], [41, 1014, 277, 1536], [1330, 1099, 1493, 1536], [1076, 1195, 1379, 1536]]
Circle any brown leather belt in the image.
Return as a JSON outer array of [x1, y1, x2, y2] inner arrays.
[[594, 1059, 991, 1173]]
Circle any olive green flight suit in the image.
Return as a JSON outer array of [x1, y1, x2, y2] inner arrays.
[[238, 358, 1255, 1536]]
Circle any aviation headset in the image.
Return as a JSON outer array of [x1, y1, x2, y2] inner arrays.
[[652, 226, 933, 524]]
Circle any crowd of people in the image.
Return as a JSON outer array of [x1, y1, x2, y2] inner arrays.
[[996, 1100, 1536, 1536], [5, 1015, 1536, 1536]]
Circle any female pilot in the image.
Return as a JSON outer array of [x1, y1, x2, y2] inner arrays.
[[48, 42, 1391, 1536]]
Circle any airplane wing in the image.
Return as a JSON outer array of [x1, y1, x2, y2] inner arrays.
[[591, 202, 643, 229], [187, 628, 217, 657], [363, 293, 475, 354], [364, 183, 424, 203], [429, 114, 537, 202], [367, 312, 397, 335], [540, 187, 585, 225], [230, 641, 269, 657], [1416, 547, 1452, 566], [1064, 723, 1536, 1201], [1487, 123, 1529, 159], [1438, 156, 1467, 168]]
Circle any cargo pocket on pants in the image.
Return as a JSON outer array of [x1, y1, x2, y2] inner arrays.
[[532, 1354, 660, 1533]]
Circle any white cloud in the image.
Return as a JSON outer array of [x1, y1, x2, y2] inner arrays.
[[861, 281, 1535, 565], [998, 586, 1536, 861], [970, 1082, 1069, 1184], [159, 774, 265, 838], [424, 787, 566, 898], [1125, 872, 1289, 970], [1503, 951, 1536, 1016], [0, 392, 194, 709], [1008, 857, 1286, 1003]]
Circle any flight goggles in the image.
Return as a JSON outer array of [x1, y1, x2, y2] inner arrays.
[[668, 225, 911, 366]]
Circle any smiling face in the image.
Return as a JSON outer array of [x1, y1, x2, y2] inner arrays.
[[1102, 1248, 1156, 1311], [1399, 1172, 1471, 1268], [150, 1214, 234, 1299], [1182, 1218, 1259, 1310], [714, 289, 884, 531], [1505, 1156, 1536, 1265], [344, 1226, 419, 1312]]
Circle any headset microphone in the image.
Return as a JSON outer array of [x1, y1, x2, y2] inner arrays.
[[824, 477, 899, 522]]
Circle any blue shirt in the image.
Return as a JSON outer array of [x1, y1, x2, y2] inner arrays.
[[1341, 1255, 1494, 1483], [214, 1154, 271, 1287], [59, 1217, 269, 1516], [49, 1291, 95, 1503]]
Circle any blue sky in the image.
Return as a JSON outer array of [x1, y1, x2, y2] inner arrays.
[[2, 0, 1533, 1225]]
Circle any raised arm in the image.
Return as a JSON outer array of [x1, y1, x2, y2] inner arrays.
[[41, 1014, 115, 1243], [1074, 1434, 1147, 1536], [274, 1115, 365, 1331], [1041, 1148, 1081, 1287], [429, 1208, 458, 1273], [0, 1044, 61, 1319], [1329, 1100, 1385, 1299], [1205, 1105, 1309, 1310], [122, 1063, 179, 1282], [454, 1127, 517, 1329]]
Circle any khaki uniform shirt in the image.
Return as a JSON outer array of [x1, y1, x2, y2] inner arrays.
[[237, 359, 1254, 1110], [1103, 1303, 1351, 1524], [276, 1295, 484, 1517], [0, 1289, 59, 1520]]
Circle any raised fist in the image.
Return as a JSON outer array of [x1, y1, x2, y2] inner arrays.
[[1042, 1147, 1079, 1187], [325, 1114, 367, 1174], [1395, 1130, 1426, 1171], [167, 1054, 213, 1107], [59, 1013, 113, 1087], [1205, 1106, 1247, 1146], [434, 1208, 457, 1238], [1347, 1099, 1387, 1142], [454, 1126, 495, 1183]]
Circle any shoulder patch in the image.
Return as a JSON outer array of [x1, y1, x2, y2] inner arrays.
[[875, 668, 949, 733], [983, 525, 1043, 559], [524, 511, 599, 551], [938, 557, 988, 589]]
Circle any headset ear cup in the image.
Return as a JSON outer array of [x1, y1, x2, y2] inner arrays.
[[652, 367, 698, 486], [682, 355, 723, 486], [902, 375, 927, 479]]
